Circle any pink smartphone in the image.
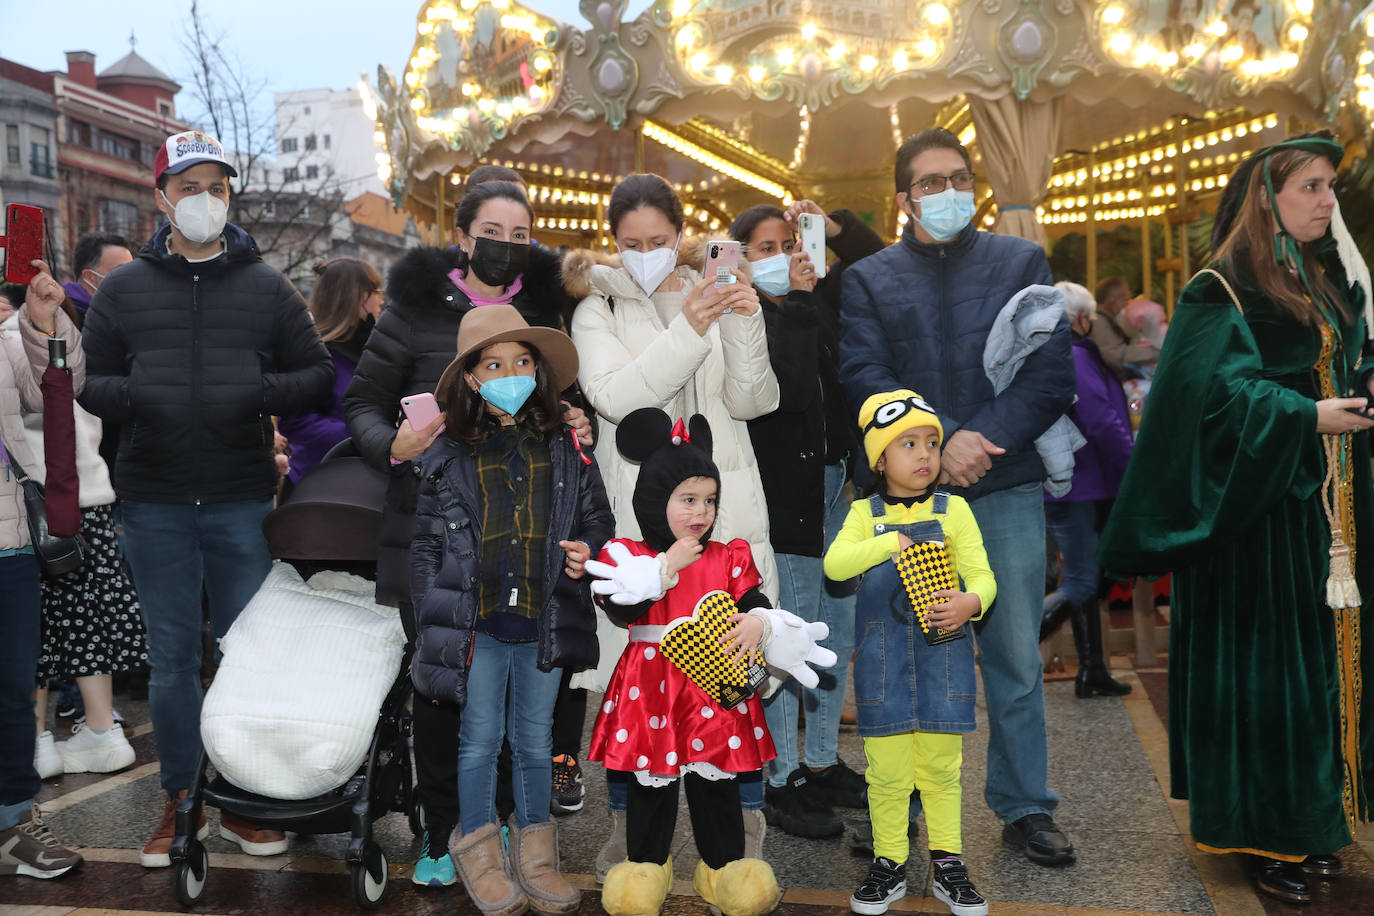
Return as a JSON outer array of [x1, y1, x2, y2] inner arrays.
[[703, 239, 741, 289], [401, 392, 441, 428]]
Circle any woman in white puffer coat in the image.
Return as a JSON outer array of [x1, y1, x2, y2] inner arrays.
[[563, 174, 780, 696]]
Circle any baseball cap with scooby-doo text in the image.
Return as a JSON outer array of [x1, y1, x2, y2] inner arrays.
[[153, 130, 238, 184]]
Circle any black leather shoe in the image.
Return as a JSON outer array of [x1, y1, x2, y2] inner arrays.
[[1002, 814, 1076, 866], [1299, 853, 1342, 878], [1250, 857, 1311, 904]]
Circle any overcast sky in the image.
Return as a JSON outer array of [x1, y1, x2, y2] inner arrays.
[[1, 0, 651, 119]]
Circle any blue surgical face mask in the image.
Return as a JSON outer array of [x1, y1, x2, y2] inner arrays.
[[913, 188, 976, 242], [751, 253, 791, 297], [471, 374, 537, 417]]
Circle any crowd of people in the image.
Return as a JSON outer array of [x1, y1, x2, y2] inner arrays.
[[0, 120, 1369, 916]]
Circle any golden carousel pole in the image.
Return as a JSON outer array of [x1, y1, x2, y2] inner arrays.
[[1140, 161, 1151, 301], [1086, 150, 1098, 291]]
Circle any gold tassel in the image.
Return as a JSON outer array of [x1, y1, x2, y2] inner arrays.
[[1327, 532, 1362, 610]]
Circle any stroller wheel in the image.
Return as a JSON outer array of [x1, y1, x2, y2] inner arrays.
[[351, 842, 388, 908], [407, 795, 425, 838], [174, 840, 208, 906]]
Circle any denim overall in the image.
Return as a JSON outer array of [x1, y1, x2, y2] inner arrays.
[[851, 492, 978, 737]]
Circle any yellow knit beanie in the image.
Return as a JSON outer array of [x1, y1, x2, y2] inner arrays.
[[858, 389, 944, 471]]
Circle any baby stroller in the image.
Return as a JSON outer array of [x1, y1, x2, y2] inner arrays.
[[169, 445, 418, 909]]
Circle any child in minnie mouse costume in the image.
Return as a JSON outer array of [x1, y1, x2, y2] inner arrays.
[[585, 407, 834, 916]]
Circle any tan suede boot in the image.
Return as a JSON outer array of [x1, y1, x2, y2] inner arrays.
[[508, 817, 580, 914], [450, 823, 529, 916]]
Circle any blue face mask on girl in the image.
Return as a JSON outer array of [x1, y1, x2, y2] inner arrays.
[[912, 188, 976, 242], [472, 374, 537, 417], [751, 253, 792, 297]]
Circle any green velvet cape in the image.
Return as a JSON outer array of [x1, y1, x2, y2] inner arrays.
[[1097, 255, 1374, 858]]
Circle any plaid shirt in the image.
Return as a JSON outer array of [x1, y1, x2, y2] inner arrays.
[[473, 423, 551, 641]]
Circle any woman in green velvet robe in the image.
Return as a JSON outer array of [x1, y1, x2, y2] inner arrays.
[[1098, 133, 1374, 906]]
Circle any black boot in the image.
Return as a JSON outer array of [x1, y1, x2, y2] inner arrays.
[[1040, 591, 1073, 643], [1070, 599, 1131, 697]]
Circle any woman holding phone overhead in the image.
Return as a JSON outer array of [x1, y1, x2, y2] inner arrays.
[[562, 172, 780, 876], [343, 178, 590, 889]]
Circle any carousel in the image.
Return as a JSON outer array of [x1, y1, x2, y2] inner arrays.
[[362, 0, 1374, 303]]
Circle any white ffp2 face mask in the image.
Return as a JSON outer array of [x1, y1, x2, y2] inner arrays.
[[161, 189, 229, 245], [619, 235, 680, 295]]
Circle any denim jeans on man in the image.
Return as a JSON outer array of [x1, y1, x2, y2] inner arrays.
[[117, 499, 274, 795], [1044, 500, 1098, 606], [458, 633, 562, 834], [761, 462, 857, 786], [968, 481, 1059, 822], [0, 551, 41, 830]]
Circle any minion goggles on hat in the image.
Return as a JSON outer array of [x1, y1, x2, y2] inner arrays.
[[865, 394, 940, 433]]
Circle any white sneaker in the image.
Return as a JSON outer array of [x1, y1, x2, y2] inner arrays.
[[58, 722, 136, 774], [33, 731, 63, 779]]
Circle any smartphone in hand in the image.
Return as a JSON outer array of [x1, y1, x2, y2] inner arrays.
[[703, 240, 741, 289], [2, 204, 45, 285], [401, 392, 441, 428], [798, 213, 826, 279]]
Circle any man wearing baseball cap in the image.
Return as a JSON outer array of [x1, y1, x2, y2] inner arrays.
[[77, 128, 333, 867]]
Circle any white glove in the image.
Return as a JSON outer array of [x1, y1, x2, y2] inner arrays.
[[754, 606, 837, 689], [585, 541, 667, 606]]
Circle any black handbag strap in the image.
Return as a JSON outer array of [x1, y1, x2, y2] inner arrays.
[[0, 431, 32, 484]]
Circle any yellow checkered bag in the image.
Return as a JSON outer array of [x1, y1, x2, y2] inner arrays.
[[660, 590, 768, 708], [893, 541, 967, 646]]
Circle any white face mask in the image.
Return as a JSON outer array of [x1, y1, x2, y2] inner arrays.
[[619, 235, 679, 295], [161, 189, 228, 245]]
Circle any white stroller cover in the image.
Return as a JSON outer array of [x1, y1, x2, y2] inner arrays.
[[200, 562, 406, 800]]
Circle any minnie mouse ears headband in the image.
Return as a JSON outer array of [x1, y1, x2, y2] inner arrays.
[[616, 407, 714, 463]]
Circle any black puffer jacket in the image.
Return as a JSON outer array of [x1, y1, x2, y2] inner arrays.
[[748, 209, 884, 556], [80, 223, 333, 503], [343, 242, 576, 609], [409, 427, 614, 705]]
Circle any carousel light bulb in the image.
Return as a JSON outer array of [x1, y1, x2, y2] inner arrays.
[[1289, 24, 1308, 42], [917, 37, 939, 57], [893, 49, 909, 70], [1361, 50, 1374, 65], [672, 0, 691, 16], [1294, 0, 1313, 13], [1185, 41, 1205, 59], [533, 56, 552, 72], [690, 51, 708, 70], [1206, 20, 1228, 37], [802, 22, 817, 41], [418, 21, 432, 35], [924, 4, 950, 25], [748, 65, 765, 81], [409, 97, 424, 110], [860, 55, 877, 72], [1158, 51, 1178, 68], [715, 64, 733, 83], [778, 47, 795, 65], [1278, 52, 1298, 69], [1109, 33, 1132, 54], [405, 71, 419, 87], [1220, 44, 1242, 62], [829, 42, 847, 61], [1102, 5, 1124, 25], [676, 26, 698, 49]]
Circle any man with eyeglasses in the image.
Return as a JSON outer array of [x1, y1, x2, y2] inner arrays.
[[839, 128, 1077, 869]]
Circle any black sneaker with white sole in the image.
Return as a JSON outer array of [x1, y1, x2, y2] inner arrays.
[[931, 857, 988, 916], [850, 856, 906, 914], [550, 754, 584, 815]]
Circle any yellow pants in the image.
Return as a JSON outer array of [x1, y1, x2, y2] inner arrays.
[[863, 730, 963, 864]]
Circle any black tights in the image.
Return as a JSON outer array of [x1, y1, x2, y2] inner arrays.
[[626, 773, 743, 869]]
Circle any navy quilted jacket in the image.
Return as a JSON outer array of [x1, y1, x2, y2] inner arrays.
[[80, 223, 333, 503], [839, 223, 1075, 501]]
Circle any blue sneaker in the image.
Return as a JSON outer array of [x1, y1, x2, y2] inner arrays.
[[412, 830, 457, 887]]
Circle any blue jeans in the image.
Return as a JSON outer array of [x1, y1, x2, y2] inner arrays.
[[0, 552, 41, 829], [117, 499, 273, 795], [761, 463, 857, 787], [967, 481, 1060, 823], [458, 633, 561, 833], [1044, 500, 1098, 606]]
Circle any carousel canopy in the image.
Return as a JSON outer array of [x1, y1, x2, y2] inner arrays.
[[363, 0, 1374, 250]]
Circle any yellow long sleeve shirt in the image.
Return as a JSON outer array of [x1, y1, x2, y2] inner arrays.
[[823, 493, 997, 620]]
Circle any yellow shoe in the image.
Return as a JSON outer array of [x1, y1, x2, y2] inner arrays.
[[693, 858, 780, 916], [600, 856, 673, 916]]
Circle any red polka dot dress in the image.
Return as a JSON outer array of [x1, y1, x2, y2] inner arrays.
[[589, 538, 777, 781]]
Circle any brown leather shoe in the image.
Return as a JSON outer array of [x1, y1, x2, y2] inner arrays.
[[219, 812, 288, 856], [508, 817, 579, 914], [451, 823, 528, 916], [140, 791, 207, 868]]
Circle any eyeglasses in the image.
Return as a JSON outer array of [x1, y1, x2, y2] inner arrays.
[[909, 171, 976, 196]]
